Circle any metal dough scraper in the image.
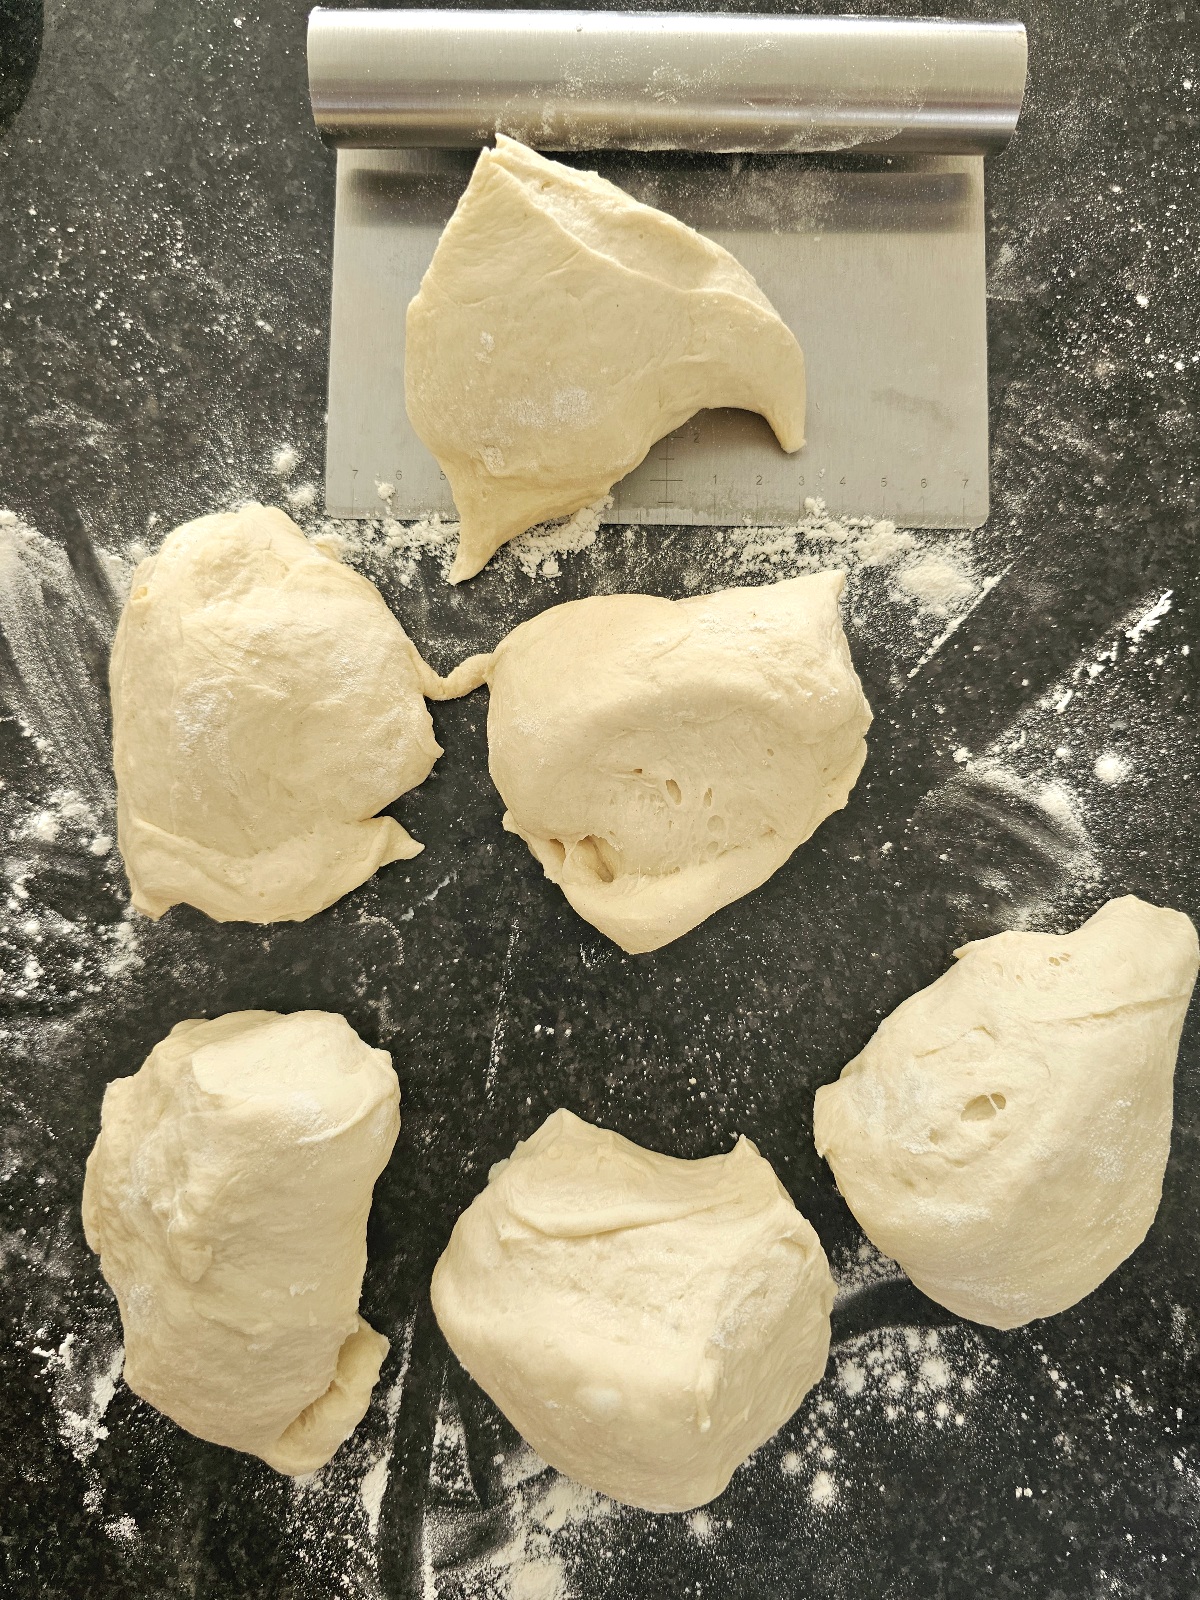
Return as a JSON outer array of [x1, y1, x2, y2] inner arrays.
[[307, 9, 1026, 530]]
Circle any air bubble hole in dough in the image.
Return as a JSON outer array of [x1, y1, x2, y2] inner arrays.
[[482, 571, 871, 952], [82, 1010, 400, 1474], [813, 896, 1199, 1329], [431, 1108, 835, 1513], [110, 502, 489, 923], [405, 135, 806, 581]]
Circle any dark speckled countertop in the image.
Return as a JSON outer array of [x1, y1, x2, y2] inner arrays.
[[1, 1, 1198, 1597]]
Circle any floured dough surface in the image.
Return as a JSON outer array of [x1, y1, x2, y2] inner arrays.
[[484, 571, 871, 953], [813, 896, 1200, 1328], [406, 135, 806, 581], [82, 1010, 401, 1474], [431, 1109, 834, 1512], [110, 501, 487, 923]]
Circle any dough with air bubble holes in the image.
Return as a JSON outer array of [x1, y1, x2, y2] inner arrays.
[[483, 570, 871, 953], [813, 896, 1199, 1328]]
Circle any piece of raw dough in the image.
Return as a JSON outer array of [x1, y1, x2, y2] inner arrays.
[[406, 135, 806, 582], [483, 571, 870, 953], [813, 896, 1199, 1328], [431, 1109, 833, 1512], [111, 502, 488, 922], [82, 1010, 400, 1474]]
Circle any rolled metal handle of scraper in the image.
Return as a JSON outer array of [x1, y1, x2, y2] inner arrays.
[[307, 9, 1028, 155]]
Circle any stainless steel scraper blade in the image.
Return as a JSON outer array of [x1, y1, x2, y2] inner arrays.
[[324, 148, 988, 530]]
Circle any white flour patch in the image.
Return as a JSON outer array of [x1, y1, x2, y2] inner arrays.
[[1125, 589, 1172, 643], [687, 1508, 714, 1542], [809, 1469, 837, 1508], [896, 555, 978, 617], [31, 1332, 125, 1464], [359, 1454, 390, 1543], [855, 523, 918, 567], [1094, 751, 1131, 785], [508, 496, 612, 578], [286, 481, 318, 510]]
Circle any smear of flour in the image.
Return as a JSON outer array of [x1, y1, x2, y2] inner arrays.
[[950, 584, 1184, 831], [311, 497, 615, 588], [359, 1318, 415, 1540], [304, 494, 988, 665], [0, 510, 118, 805], [283, 1317, 417, 1596], [421, 1379, 616, 1600], [915, 760, 1100, 932], [907, 580, 1188, 943]]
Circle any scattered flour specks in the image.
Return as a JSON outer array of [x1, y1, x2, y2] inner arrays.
[[830, 1236, 906, 1307]]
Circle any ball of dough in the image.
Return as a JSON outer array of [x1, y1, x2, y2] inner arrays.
[[813, 896, 1199, 1328], [431, 1109, 834, 1512], [82, 1010, 400, 1474], [406, 135, 806, 582], [485, 571, 871, 953], [110, 501, 487, 923]]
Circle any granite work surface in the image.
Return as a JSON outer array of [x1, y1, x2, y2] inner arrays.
[[1, 0, 1198, 1596]]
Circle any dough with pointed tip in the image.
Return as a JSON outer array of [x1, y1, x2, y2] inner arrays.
[[110, 502, 488, 923], [431, 1109, 833, 1512], [406, 135, 806, 582], [82, 1010, 401, 1474], [483, 571, 870, 953], [813, 896, 1200, 1328]]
